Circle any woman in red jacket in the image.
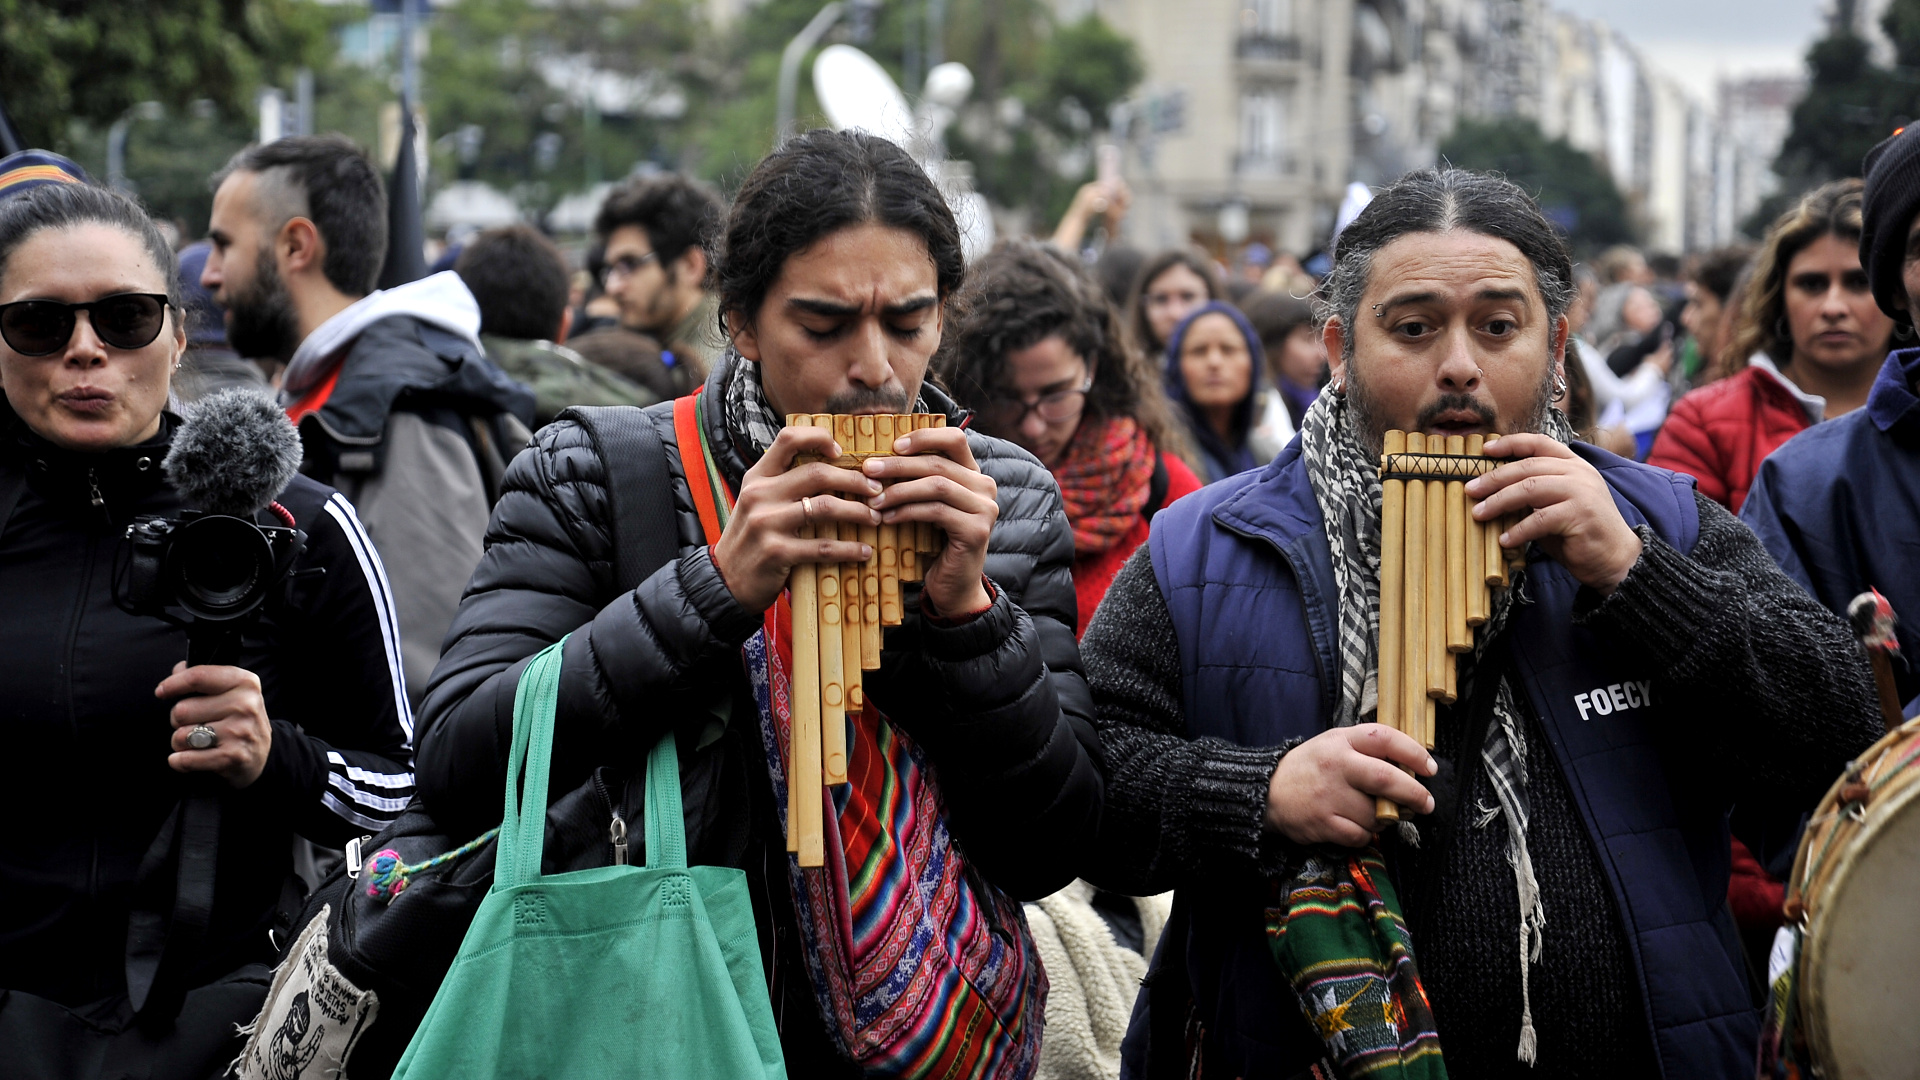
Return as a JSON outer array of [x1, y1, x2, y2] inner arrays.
[[938, 239, 1201, 637], [1649, 178, 1894, 512]]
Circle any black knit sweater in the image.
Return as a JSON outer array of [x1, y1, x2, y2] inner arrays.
[[1080, 491, 1882, 1077]]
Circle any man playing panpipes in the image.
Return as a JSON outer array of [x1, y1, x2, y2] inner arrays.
[[1080, 169, 1882, 1079], [414, 130, 1099, 1077]]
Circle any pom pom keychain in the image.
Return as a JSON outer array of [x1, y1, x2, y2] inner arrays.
[[364, 827, 500, 903]]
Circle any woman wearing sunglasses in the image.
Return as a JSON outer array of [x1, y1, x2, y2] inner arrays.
[[0, 182, 414, 1074], [937, 238, 1201, 639]]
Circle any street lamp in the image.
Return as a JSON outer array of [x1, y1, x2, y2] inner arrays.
[[777, 3, 845, 147], [106, 101, 164, 192]]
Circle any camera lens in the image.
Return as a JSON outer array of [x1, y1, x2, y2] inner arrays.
[[165, 515, 277, 621]]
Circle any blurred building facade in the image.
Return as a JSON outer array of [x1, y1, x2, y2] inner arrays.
[[1069, 0, 1800, 257]]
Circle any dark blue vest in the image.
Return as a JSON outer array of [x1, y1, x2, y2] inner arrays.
[[1132, 440, 1758, 1079]]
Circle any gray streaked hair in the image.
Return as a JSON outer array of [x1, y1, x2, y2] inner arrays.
[[1314, 168, 1577, 362]]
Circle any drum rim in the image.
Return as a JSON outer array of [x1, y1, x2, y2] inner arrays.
[[1801, 762, 1920, 1078]]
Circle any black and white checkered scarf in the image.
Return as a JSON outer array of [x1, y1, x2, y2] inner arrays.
[[720, 350, 934, 460], [1298, 388, 1575, 1064]]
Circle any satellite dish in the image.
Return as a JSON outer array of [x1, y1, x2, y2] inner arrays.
[[813, 44, 915, 148]]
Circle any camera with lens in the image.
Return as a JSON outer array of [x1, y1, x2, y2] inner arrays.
[[121, 511, 305, 666]]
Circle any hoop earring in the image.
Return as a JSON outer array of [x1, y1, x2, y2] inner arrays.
[[1896, 320, 1916, 342], [1776, 315, 1790, 343], [1551, 373, 1568, 402]]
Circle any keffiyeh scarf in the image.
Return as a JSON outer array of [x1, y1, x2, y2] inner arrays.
[[1295, 389, 1577, 1067], [720, 349, 932, 458]]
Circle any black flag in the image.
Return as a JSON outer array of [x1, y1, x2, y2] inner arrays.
[[0, 93, 24, 156], [377, 96, 427, 289]]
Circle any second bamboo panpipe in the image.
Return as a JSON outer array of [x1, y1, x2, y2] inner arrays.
[[1374, 430, 1524, 823], [783, 412, 948, 866]]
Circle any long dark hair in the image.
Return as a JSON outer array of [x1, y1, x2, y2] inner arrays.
[[1727, 178, 1879, 376], [936, 238, 1190, 463], [715, 130, 967, 334], [1128, 248, 1221, 352]]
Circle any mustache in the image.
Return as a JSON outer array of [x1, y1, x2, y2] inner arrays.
[[1414, 394, 1497, 430], [822, 386, 911, 414]]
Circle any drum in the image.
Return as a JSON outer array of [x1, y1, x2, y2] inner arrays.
[[1785, 716, 1920, 1079]]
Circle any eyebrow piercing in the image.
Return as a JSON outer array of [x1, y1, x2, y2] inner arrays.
[[1372, 303, 1386, 318]]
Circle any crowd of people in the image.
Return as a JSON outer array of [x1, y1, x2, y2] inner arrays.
[[0, 116, 1914, 1080]]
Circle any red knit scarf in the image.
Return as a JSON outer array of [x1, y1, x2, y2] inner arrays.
[[1052, 416, 1158, 556]]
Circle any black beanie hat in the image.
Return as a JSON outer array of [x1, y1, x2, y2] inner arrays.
[[1860, 124, 1920, 321]]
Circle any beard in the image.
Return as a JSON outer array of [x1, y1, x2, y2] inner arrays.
[[1344, 350, 1558, 458], [224, 246, 301, 362]]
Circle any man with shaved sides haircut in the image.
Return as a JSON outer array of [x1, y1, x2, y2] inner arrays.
[[411, 130, 1099, 1073], [1079, 168, 1880, 1079], [203, 135, 533, 705]]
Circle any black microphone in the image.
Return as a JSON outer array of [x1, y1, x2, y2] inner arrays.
[[162, 388, 303, 518], [121, 389, 308, 665]]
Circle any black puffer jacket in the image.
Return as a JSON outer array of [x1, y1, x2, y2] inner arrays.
[[414, 362, 1102, 1061]]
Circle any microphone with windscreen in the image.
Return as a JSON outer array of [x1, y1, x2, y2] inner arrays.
[[121, 389, 309, 666]]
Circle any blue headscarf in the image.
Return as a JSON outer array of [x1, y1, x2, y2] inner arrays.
[[1164, 300, 1266, 482]]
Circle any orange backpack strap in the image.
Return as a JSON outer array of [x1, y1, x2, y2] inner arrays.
[[673, 392, 728, 546]]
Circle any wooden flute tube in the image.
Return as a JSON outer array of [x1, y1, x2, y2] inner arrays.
[[1425, 474, 1448, 702], [1377, 431, 1406, 738], [785, 418, 825, 865], [857, 416, 883, 668], [811, 415, 849, 787], [926, 415, 948, 559], [1445, 435, 1469, 658], [836, 416, 865, 717], [1465, 435, 1487, 626], [876, 415, 902, 626], [1401, 434, 1429, 755], [914, 415, 937, 559], [1375, 432, 1407, 825], [1486, 473, 1509, 589], [895, 415, 921, 584]]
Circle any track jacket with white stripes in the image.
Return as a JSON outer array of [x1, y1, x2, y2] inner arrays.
[[0, 404, 414, 1009]]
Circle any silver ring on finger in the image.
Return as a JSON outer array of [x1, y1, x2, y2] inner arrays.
[[800, 496, 815, 526], [186, 724, 219, 750]]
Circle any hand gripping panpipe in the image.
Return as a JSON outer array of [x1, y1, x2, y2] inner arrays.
[[783, 412, 947, 866], [1374, 431, 1524, 823]]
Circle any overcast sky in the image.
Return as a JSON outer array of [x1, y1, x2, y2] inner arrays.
[[1552, 0, 1827, 101]]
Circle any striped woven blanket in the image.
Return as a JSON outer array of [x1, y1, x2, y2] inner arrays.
[[1265, 852, 1448, 1079]]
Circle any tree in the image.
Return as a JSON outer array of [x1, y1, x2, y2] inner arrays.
[[688, 1, 1142, 228], [1437, 117, 1633, 256], [422, 0, 706, 212], [1756, 0, 1920, 232], [0, 0, 332, 151], [943, 10, 1144, 229]]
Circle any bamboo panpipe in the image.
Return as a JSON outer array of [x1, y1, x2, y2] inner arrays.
[[1374, 430, 1517, 823], [782, 412, 950, 865]]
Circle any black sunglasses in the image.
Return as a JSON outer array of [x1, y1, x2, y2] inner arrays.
[[0, 293, 172, 357]]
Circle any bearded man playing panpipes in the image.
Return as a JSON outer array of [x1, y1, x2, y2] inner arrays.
[[413, 129, 1101, 1078], [1079, 168, 1882, 1080]]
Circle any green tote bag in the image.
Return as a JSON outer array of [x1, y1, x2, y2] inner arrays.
[[392, 640, 787, 1079]]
